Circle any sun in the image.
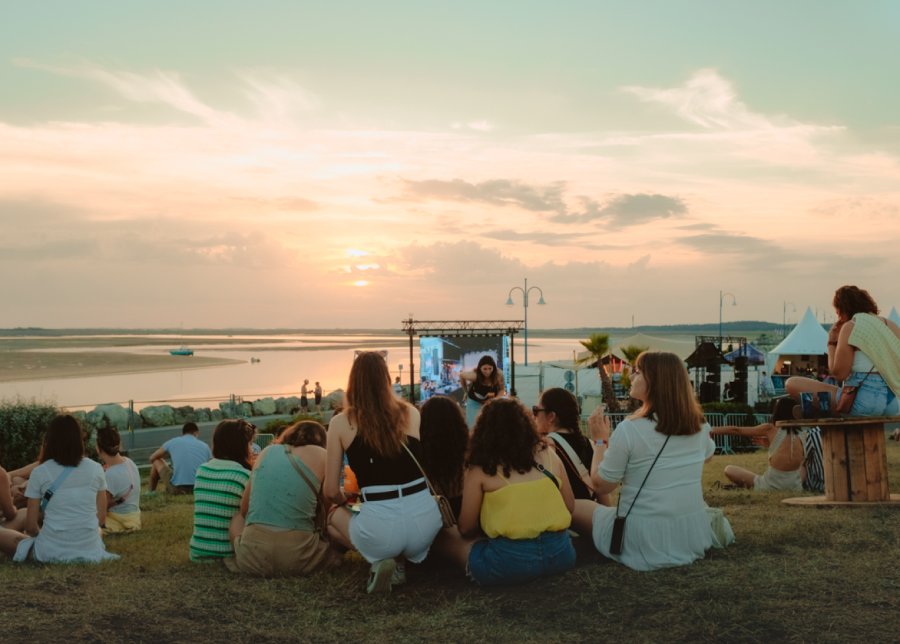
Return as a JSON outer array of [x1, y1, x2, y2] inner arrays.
[[353, 280, 369, 287]]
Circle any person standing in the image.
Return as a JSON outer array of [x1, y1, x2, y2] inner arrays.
[[314, 381, 323, 411], [300, 380, 311, 412], [459, 355, 505, 428], [148, 422, 211, 494]]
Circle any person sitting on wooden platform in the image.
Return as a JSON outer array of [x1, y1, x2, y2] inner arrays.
[[711, 398, 805, 491]]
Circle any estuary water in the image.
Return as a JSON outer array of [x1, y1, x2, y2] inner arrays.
[[0, 333, 607, 411]]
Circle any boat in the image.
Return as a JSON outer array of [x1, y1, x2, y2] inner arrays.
[[169, 347, 194, 356]]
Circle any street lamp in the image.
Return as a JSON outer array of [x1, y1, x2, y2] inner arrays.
[[719, 290, 737, 350], [782, 301, 796, 338], [506, 278, 546, 366]]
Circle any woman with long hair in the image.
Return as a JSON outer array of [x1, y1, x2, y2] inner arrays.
[[12, 415, 119, 563], [787, 285, 900, 416], [533, 387, 609, 504], [228, 420, 339, 577], [325, 351, 442, 593], [435, 398, 575, 586], [419, 396, 469, 519], [189, 419, 254, 562], [572, 351, 730, 571], [460, 355, 506, 427], [96, 426, 141, 533]]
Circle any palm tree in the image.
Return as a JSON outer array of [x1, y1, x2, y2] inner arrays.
[[577, 333, 618, 411], [619, 344, 649, 366]]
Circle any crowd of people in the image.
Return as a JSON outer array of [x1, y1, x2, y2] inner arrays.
[[1, 284, 898, 592]]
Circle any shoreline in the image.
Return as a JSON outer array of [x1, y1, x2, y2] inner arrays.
[[0, 351, 243, 384]]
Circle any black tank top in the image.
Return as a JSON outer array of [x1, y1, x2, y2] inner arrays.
[[468, 380, 501, 404], [346, 435, 423, 488]]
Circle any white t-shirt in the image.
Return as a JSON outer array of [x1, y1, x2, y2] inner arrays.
[[105, 457, 140, 515], [16, 458, 119, 563]]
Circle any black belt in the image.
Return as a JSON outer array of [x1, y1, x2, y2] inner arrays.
[[362, 480, 427, 502]]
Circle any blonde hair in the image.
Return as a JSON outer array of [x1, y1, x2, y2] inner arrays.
[[346, 351, 410, 457], [634, 351, 704, 436]]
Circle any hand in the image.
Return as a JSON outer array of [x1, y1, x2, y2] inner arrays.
[[828, 320, 844, 344], [588, 407, 610, 441]]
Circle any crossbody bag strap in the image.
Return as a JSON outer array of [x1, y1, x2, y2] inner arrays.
[[615, 434, 671, 520], [284, 445, 322, 500], [40, 465, 76, 513], [547, 432, 590, 478], [400, 441, 438, 496], [112, 461, 137, 507]]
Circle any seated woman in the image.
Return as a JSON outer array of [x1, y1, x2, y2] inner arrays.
[[787, 285, 900, 417], [571, 351, 730, 572], [325, 351, 442, 594], [1, 453, 26, 533], [711, 398, 804, 491], [189, 419, 254, 562], [96, 426, 141, 533], [13, 415, 119, 563], [533, 387, 609, 505], [228, 421, 339, 577], [459, 355, 506, 428], [419, 396, 469, 519], [435, 398, 576, 586]]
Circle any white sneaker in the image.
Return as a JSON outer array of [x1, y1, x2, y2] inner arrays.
[[366, 559, 396, 594], [391, 561, 406, 586]]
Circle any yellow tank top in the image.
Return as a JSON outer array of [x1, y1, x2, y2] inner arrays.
[[479, 474, 571, 539]]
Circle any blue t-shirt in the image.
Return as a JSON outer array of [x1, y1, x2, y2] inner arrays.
[[162, 434, 211, 486]]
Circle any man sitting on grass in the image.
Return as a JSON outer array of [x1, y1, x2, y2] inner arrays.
[[148, 422, 211, 495]]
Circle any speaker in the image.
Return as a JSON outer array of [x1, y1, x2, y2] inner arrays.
[[734, 356, 748, 382]]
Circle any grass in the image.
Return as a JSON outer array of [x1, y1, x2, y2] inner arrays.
[[2, 442, 899, 643]]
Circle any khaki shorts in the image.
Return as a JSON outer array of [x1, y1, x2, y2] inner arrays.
[[228, 523, 339, 578], [159, 462, 194, 495], [105, 510, 142, 534]]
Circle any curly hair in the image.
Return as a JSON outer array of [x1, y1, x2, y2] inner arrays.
[[212, 419, 254, 470], [419, 396, 469, 498], [346, 351, 410, 458], [539, 387, 592, 455], [474, 355, 503, 387], [280, 420, 327, 448], [467, 398, 541, 477], [833, 285, 878, 320], [634, 351, 705, 436]]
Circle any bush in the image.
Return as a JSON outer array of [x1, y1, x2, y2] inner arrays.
[[0, 399, 62, 469]]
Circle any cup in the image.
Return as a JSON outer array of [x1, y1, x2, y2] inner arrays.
[[817, 391, 831, 417], [800, 393, 815, 419]]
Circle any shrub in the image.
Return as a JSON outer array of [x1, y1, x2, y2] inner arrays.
[[0, 399, 62, 469]]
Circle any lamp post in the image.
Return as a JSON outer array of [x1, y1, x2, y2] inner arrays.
[[719, 290, 737, 350], [782, 301, 796, 338], [506, 278, 546, 366]]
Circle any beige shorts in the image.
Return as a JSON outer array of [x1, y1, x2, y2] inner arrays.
[[158, 462, 193, 495], [754, 466, 803, 492], [228, 523, 339, 578]]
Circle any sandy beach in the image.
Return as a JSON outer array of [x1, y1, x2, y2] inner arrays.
[[0, 350, 242, 383]]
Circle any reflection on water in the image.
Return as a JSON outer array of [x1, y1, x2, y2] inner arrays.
[[0, 335, 617, 410]]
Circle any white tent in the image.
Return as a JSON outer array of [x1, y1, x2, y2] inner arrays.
[[889, 306, 900, 326], [766, 307, 828, 386]]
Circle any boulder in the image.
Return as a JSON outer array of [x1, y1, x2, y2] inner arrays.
[[173, 406, 197, 424], [210, 409, 224, 421], [275, 396, 301, 414], [251, 397, 277, 416], [140, 405, 177, 428], [194, 408, 212, 422], [323, 389, 344, 411], [86, 403, 136, 432]]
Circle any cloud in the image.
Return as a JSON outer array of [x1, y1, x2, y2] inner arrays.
[[480, 228, 617, 250], [550, 193, 688, 228], [400, 178, 567, 213]]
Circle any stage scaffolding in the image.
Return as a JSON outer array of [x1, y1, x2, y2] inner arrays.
[[401, 318, 525, 401]]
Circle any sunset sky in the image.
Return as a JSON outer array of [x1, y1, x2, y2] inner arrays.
[[2, 2, 899, 329]]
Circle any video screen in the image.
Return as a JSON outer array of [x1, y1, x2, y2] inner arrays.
[[418, 335, 509, 402]]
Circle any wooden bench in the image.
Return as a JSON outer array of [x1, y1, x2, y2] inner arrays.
[[777, 416, 900, 507]]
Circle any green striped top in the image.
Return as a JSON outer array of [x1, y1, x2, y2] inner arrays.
[[189, 458, 251, 562]]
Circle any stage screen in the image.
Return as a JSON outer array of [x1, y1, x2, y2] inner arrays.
[[418, 335, 509, 402]]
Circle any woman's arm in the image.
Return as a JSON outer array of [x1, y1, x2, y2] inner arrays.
[[0, 468, 17, 521], [96, 490, 107, 527], [710, 423, 773, 437], [238, 480, 252, 517], [24, 498, 40, 536], [324, 415, 348, 504], [829, 321, 855, 381], [7, 461, 38, 481], [457, 467, 485, 538]]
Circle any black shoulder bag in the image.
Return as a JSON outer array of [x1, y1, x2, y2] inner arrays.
[[610, 435, 671, 555]]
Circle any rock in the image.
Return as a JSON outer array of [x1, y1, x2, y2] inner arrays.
[[195, 408, 212, 422], [210, 409, 223, 421], [323, 389, 344, 411], [86, 403, 137, 432], [140, 405, 176, 428], [251, 397, 277, 416], [173, 406, 197, 424], [275, 396, 301, 414]]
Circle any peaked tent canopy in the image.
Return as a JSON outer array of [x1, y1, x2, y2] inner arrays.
[[769, 307, 828, 356], [725, 343, 766, 365], [889, 307, 900, 326]]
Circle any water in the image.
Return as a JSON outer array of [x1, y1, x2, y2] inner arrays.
[[0, 334, 602, 411]]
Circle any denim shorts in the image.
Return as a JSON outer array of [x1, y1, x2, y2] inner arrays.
[[839, 372, 899, 417], [467, 530, 575, 586]]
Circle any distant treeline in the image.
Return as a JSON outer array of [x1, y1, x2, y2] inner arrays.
[[0, 321, 788, 337]]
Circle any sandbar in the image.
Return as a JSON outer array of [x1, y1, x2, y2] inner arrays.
[[0, 351, 242, 383]]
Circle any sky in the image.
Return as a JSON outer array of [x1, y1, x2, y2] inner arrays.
[[2, 1, 899, 329]]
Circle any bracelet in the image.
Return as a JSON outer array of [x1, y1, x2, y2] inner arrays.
[[594, 438, 607, 447]]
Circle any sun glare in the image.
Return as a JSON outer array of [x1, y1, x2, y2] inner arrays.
[[353, 280, 369, 287], [347, 249, 368, 258]]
